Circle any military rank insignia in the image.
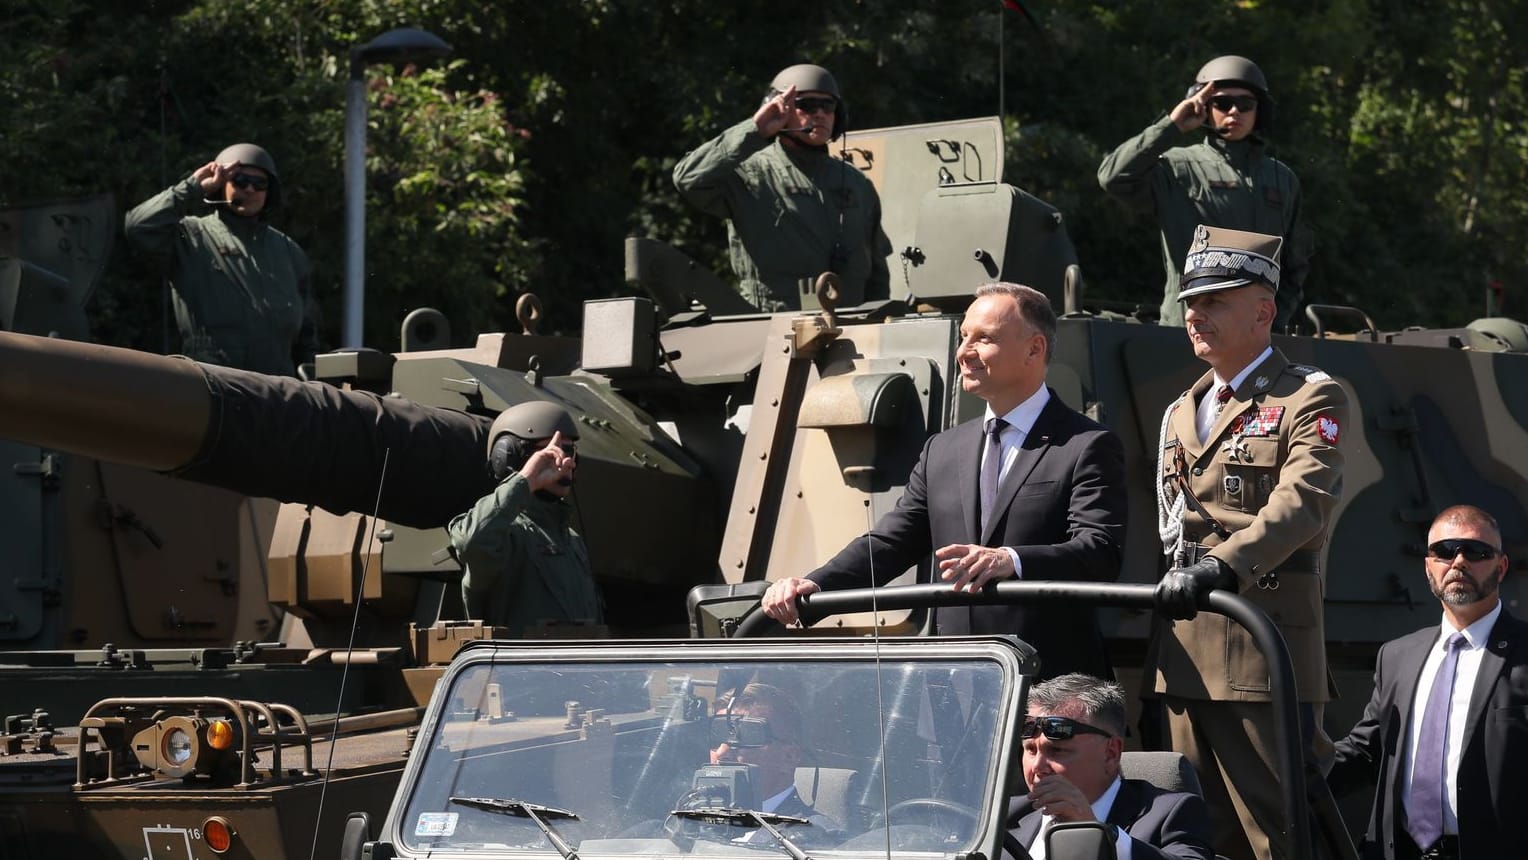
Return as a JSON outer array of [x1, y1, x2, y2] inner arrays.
[[1317, 415, 1341, 444]]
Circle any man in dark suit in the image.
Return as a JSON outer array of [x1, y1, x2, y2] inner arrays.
[[1329, 505, 1528, 860], [1008, 673, 1215, 860], [761, 282, 1127, 680]]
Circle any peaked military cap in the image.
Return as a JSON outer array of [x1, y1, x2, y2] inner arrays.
[[1178, 225, 1283, 300]]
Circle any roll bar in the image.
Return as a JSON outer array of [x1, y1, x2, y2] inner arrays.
[[733, 581, 1312, 860]]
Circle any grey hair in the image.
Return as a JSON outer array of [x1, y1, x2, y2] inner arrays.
[[1026, 673, 1126, 737], [974, 282, 1057, 362]]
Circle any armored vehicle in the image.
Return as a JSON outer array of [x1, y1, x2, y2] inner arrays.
[[1, 116, 1525, 857]]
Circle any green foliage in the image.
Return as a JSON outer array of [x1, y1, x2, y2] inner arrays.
[[3, 0, 1526, 349]]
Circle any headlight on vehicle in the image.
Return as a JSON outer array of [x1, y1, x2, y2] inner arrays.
[[130, 714, 235, 779]]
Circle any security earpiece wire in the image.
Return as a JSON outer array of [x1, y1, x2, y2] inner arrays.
[[308, 447, 390, 860]]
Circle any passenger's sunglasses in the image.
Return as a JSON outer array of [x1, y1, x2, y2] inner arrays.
[[709, 715, 774, 748], [1427, 539, 1500, 562], [1209, 94, 1258, 113], [794, 97, 837, 115], [229, 173, 270, 192], [1020, 715, 1112, 741]]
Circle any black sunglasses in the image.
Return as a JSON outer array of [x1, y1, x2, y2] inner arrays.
[[230, 173, 270, 192], [1209, 94, 1258, 113], [709, 715, 774, 748], [794, 97, 837, 115], [1021, 715, 1112, 741], [1427, 538, 1500, 562]]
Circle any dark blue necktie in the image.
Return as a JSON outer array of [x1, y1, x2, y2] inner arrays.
[[1409, 632, 1467, 849], [979, 418, 1008, 532]]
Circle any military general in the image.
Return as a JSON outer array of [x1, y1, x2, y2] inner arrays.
[[673, 63, 891, 312], [1151, 226, 1347, 860]]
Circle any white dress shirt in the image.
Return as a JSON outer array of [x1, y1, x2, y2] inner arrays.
[[982, 386, 1052, 578], [1027, 775, 1131, 860], [1402, 600, 1503, 836]]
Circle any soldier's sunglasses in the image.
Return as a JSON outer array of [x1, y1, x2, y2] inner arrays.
[[230, 173, 270, 192], [709, 715, 774, 748], [1020, 716, 1112, 741], [1209, 94, 1258, 113], [1427, 539, 1499, 562], [794, 97, 837, 115]]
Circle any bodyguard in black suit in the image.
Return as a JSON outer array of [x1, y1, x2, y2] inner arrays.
[[762, 283, 1127, 680], [1007, 674, 1214, 859], [1330, 505, 1528, 860]]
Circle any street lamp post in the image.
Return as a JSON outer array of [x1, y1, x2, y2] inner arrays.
[[343, 27, 452, 349]]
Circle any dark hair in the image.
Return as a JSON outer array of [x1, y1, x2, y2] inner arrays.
[[1026, 673, 1126, 737], [722, 682, 804, 743], [974, 282, 1057, 362]]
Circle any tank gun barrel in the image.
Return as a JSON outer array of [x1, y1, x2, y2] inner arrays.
[[0, 331, 494, 527]]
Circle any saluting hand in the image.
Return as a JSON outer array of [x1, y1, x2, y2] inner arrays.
[[753, 84, 798, 139], [1170, 83, 1216, 133], [193, 160, 237, 195], [520, 431, 576, 493]]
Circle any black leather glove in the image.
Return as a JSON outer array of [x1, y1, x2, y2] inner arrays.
[[1155, 556, 1238, 620]]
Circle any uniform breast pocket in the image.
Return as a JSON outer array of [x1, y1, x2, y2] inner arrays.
[[1215, 437, 1279, 513]]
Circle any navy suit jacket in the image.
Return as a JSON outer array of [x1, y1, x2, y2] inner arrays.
[[806, 390, 1127, 680], [1330, 608, 1528, 859], [1006, 777, 1214, 860]]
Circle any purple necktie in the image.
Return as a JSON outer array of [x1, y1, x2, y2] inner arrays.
[[1409, 632, 1467, 850], [979, 418, 1008, 532]]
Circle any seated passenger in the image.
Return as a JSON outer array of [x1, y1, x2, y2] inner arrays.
[[1008, 674, 1213, 860], [695, 682, 843, 837]]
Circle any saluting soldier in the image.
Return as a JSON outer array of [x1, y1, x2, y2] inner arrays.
[[673, 63, 891, 312], [1152, 226, 1347, 860]]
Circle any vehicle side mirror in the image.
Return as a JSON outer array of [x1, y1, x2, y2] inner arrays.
[[1043, 821, 1117, 860], [340, 811, 389, 860]]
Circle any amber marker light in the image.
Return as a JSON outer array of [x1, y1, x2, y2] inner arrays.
[[206, 719, 235, 751], [203, 816, 236, 854]]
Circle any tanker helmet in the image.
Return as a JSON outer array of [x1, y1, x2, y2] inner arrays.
[[1193, 55, 1275, 133], [215, 142, 282, 211], [487, 401, 581, 480], [1178, 225, 1282, 301], [766, 63, 848, 140]]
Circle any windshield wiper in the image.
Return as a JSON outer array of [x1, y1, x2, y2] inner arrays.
[[450, 796, 581, 860], [668, 807, 814, 860]]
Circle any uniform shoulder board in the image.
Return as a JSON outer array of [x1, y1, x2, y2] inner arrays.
[[1287, 364, 1331, 383]]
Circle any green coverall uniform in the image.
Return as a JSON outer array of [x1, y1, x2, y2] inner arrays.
[[674, 119, 892, 312], [1097, 117, 1311, 330], [447, 473, 602, 637], [124, 175, 320, 377]]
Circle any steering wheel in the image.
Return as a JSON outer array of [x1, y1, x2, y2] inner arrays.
[[884, 797, 980, 829]]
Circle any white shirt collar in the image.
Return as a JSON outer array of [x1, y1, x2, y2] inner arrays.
[[1446, 600, 1503, 648], [1092, 774, 1123, 822], [986, 386, 1051, 436], [1213, 346, 1274, 394]]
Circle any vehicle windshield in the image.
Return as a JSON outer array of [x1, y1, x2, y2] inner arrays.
[[396, 652, 1012, 857]]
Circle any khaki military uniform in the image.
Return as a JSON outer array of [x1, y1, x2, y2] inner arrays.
[[448, 473, 602, 637], [1153, 348, 1347, 860], [124, 176, 321, 377], [1097, 118, 1312, 331], [673, 119, 891, 311]]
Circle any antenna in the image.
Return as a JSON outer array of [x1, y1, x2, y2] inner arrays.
[[860, 498, 893, 860], [307, 448, 391, 860]]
